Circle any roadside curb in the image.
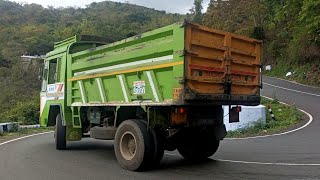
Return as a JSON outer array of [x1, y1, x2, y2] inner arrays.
[[225, 96, 313, 140]]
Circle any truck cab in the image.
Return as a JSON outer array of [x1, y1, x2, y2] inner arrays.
[[40, 36, 107, 127]]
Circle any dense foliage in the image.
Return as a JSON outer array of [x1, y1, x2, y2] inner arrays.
[[0, 0, 184, 124], [0, 0, 319, 124], [203, 0, 320, 85], [190, 0, 204, 24]]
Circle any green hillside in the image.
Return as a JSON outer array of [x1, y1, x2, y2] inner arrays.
[[1, 0, 319, 124], [0, 0, 184, 124]]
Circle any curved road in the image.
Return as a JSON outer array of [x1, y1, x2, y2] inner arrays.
[[1, 77, 320, 180]]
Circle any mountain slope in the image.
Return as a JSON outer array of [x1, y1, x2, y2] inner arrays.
[[0, 0, 185, 124]]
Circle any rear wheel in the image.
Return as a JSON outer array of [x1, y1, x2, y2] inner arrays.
[[55, 113, 66, 150], [149, 128, 164, 167], [140, 121, 164, 168], [177, 128, 220, 160], [114, 120, 153, 171]]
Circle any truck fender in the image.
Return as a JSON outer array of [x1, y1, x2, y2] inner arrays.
[[47, 104, 63, 127]]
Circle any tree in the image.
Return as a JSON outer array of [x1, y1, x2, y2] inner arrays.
[[204, 0, 267, 39], [190, 0, 204, 24], [300, 0, 320, 44]]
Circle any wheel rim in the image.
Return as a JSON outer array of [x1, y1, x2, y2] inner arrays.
[[120, 132, 137, 160]]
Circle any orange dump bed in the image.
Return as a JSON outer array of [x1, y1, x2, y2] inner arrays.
[[184, 22, 261, 106]]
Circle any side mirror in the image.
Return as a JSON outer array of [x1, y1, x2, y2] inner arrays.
[[38, 67, 43, 80]]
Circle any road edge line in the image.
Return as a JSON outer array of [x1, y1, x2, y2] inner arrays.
[[264, 83, 320, 97], [215, 159, 320, 166], [164, 153, 320, 166], [0, 131, 54, 146], [225, 96, 313, 140], [265, 76, 320, 89]]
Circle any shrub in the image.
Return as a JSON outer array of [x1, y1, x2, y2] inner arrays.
[[0, 95, 40, 125]]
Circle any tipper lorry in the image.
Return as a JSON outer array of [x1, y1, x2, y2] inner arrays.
[[40, 21, 262, 171]]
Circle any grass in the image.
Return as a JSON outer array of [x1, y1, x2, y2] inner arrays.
[[0, 127, 54, 143], [226, 97, 305, 138], [264, 62, 320, 87]]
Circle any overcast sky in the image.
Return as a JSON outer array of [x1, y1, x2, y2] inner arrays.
[[10, 0, 210, 14]]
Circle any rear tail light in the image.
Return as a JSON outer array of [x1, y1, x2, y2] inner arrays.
[[171, 107, 188, 126], [179, 107, 185, 114]]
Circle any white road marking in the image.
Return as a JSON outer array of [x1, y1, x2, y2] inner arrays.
[[0, 131, 54, 146], [1, 132, 318, 167], [264, 82, 320, 97], [265, 76, 320, 89], [215, 159, 320, 166], [146, 71, 160, 102], [164, 153, 320, 166]]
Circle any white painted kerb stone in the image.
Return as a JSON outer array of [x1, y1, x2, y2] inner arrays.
[[0, 122, 19, 133], [223, 105, 266, 131]]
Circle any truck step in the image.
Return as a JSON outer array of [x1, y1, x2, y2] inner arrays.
[[72, 107, 82, 128]]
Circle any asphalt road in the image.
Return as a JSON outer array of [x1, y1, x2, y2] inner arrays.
[[1, 76, 320, 180]]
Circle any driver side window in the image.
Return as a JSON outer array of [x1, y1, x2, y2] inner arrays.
[[41, 58, 60, 92], [41, 61, 49, 92], [48, 59, 57, 85]]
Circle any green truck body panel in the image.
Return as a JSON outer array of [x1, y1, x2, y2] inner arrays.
[[40, 21, 261, 135], [67, 22, 185, 107]]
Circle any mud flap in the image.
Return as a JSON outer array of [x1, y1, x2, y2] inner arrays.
[[66, 126, 82, 141], [229, 106, 240, 123]]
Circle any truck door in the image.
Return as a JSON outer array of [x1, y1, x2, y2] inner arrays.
[[40, 58, 63, 118]]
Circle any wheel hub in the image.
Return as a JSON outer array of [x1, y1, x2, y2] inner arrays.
[[120, 132, 137, 160]]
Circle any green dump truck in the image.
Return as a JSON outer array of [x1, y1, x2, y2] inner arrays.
[[40, 21, 262, 171]]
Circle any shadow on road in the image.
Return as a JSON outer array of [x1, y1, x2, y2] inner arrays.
[[50, 139, 221, 172], [156, 157, 219, 171], [66, 142, 114, 151]]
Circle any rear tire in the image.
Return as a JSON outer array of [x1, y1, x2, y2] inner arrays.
[[140, 121, 164, 168], [55, 113, 66, 150], [177, 140, 219, 160], [114, 120, 153, 171], [149, 128, 164, 167], [177, 128, 220, 160]]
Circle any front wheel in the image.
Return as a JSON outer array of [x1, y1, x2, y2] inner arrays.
[[55, 113, 66, 150]]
